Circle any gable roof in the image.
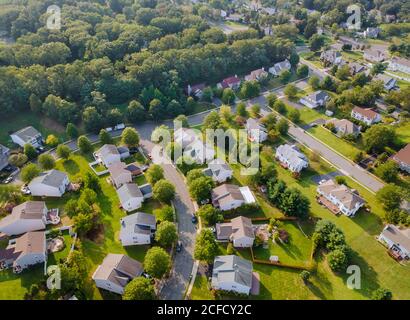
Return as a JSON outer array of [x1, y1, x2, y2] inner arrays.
[[276, 144, 308, 168], [246, 118, 266, 132], [212, 255, 253, 288], [327, 118, 361, 135], [11, 126, 41, 143], [374, 73, 396, 86], [30, 170, 67, 188], [14, 231, 46, 256], [391, 56, 410, 68], [306, 90, 330, 103], [120, 212, 156, 237], [272, 59, 290, 73], [381, 225, 410, 252], [320, 50, 341, 62], [212, 184, 244, 202], [246, 68, 267, 81], [117, 183, 143, 204], [352, 106, 380, 120], [318, 179, 365, 210], [92, 253, 143, 287], [221, 76, 241, 88], [96, 144, 120, 158], [231, 216, 254, 240], [392, 143, 410, 165], [108, 162, 129, 180], [208, 158, 232, 175]]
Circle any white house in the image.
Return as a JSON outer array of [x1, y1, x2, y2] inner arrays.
[[246, 118, 268, 143], [174, 128, 215, 164], [10, 126, 43, 148], [374, 73, 397, 91], [217, 76, 241, 90], [0, 144, 10, 171], [299, 91, 330, 109], [245, 68, 268, 82], [119, 212, 156, 246], [388, 56, 410, 75], [391, 143, 410, 174], [94, 144, 127, 167], [317, 179, 365, 217], [275, 144, 308, 173], [320, 50, 342, 66], [363, 49, 386, 63], [326, 118, 361, 137], [202, 158, 233, 183], [351, 106, 381, 126], [0, 231, 47, 271], [186, 83, 206, 99], [0, 201, 47, 236], [216, 216, 255, 248], [108, 162, 132, 189], [364, 27, 380, 38], [28, 170, 70, 198], [211, 184, 256, 211], [92, 254, 143, 295], [378, 225, 410, 260], [269, 59, 291, 76], [116, 183, 145, 212], [211, 255, 253, 295]]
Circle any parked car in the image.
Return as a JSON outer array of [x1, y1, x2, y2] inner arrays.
[[176, 241, 182, 252], [191, 215, 198, 224], [36, 146, 45, 153], [129, 147, 139, 154], [142, 272, 152, 279], [3, 176, 13, 184], [20, 185, 31, 195], [114, 123, 125, 130]]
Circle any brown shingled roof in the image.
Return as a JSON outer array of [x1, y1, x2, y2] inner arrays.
[[392, 144, 410, 166]]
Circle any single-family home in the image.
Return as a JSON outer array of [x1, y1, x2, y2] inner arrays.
[[320, 50, 342, 66], [299, 91, 330, 109], [245, 68, 268, 82], [10, 126, 43, 148], [174, 128, 215, 163], [94, 144, 129, 167], [391, 143, 410, 173], [388, 56, 410, 75], [374, 73, 397, 91], [351, 106, 381, 126], [211, 255, 253, 295], [186, 83, 206, 99], [0, 144, 10, 171], [217, 76, 241, 90], [28, 170, 70, 198], [119, 212, 156, 246], [202, 158, 233, 183], [269, 59, 291, 76], [108, 162, 132, 189], [326, 118, 361, 137], [0, 201, 47, 236], [225, 13, 244, 22], [364, 27, 380, 38], [216, 216, 255, 247], [317, 179, 365, 217], [92, 253, 143, 295], [116, 183, 145, 212], [275, 144, 309, 173], [211, 184, 256, 211], [261, 7, 276, 15], [378, 225, 410, 260], [363, 49, 386, 63], [245, 118, 268, 143], [0, 231, 47, 271], [349, 62, 366, 75]]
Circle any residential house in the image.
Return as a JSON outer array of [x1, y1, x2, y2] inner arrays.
[[108, 162, 132, 189], [28, 170, 70, 197], [225, 13, 244, 22], [116, 183, 145, 212], [363, 49, 386, 63], [186, 83, 206, 99], [378, 225, 410, 260], [216, 216, 255, 247], [211, 184, 256, 211], [374, 73, 397, 91], [391, 143, 410, 173], [245, 118, 268, 143], [94, 144, 130, 167], [139, 184, 153, 199], [217, 76, 241, 90], [364, 27, 380, 38], [351, 106, 381, 126], [174, 127, 215, 163], [261, 7, 276, 15], [245, 68, 268, 82], [203, 158, 233, 183], [119, 212, 156, 246], [211, 255, 253, 295], [299, 91, 330, 109], [0, 201, 47, 236], [326, 118, 361, 137], [0, 144, 10, 171], [349, 62, 366, 75], [275, 144, 309, 173], [0, 231, 46, 271], [320, 50, 342, 66], [269, 59, 291, 76], [92, 254, 143, 295], [317, 179, 365, 217], [10, 126, 43, 148], [388, 56, 410, 75]]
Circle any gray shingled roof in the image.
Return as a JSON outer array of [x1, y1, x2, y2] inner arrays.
[[117, 183, 143, 204], [212, 255, 253, 288], [30, 170, 67, 188], [11, 126, 41, 143]]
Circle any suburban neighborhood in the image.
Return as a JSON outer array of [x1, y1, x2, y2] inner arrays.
[[0, 0, 409, 305]]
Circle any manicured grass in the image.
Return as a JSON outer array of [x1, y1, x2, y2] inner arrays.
[[307, 126, 363, 160], [296, 107, 329, 125], [0, 112, 67, 147], [0, 266, 44, 300], [341, 50, 364, 62], [395, 122, 410, 145], [190, 276, 213, 300], [189, 102, 217, 115], [252, 221, 313, 267]]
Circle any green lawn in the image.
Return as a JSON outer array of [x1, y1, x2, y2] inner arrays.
[[191, 276, 214, 300], [395, 122, 410, 145]]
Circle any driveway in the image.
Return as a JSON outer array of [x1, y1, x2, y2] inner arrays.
[[311, 171, 343, 184]]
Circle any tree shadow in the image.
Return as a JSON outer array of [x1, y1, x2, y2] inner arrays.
[[62, 159, 80, 176]]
